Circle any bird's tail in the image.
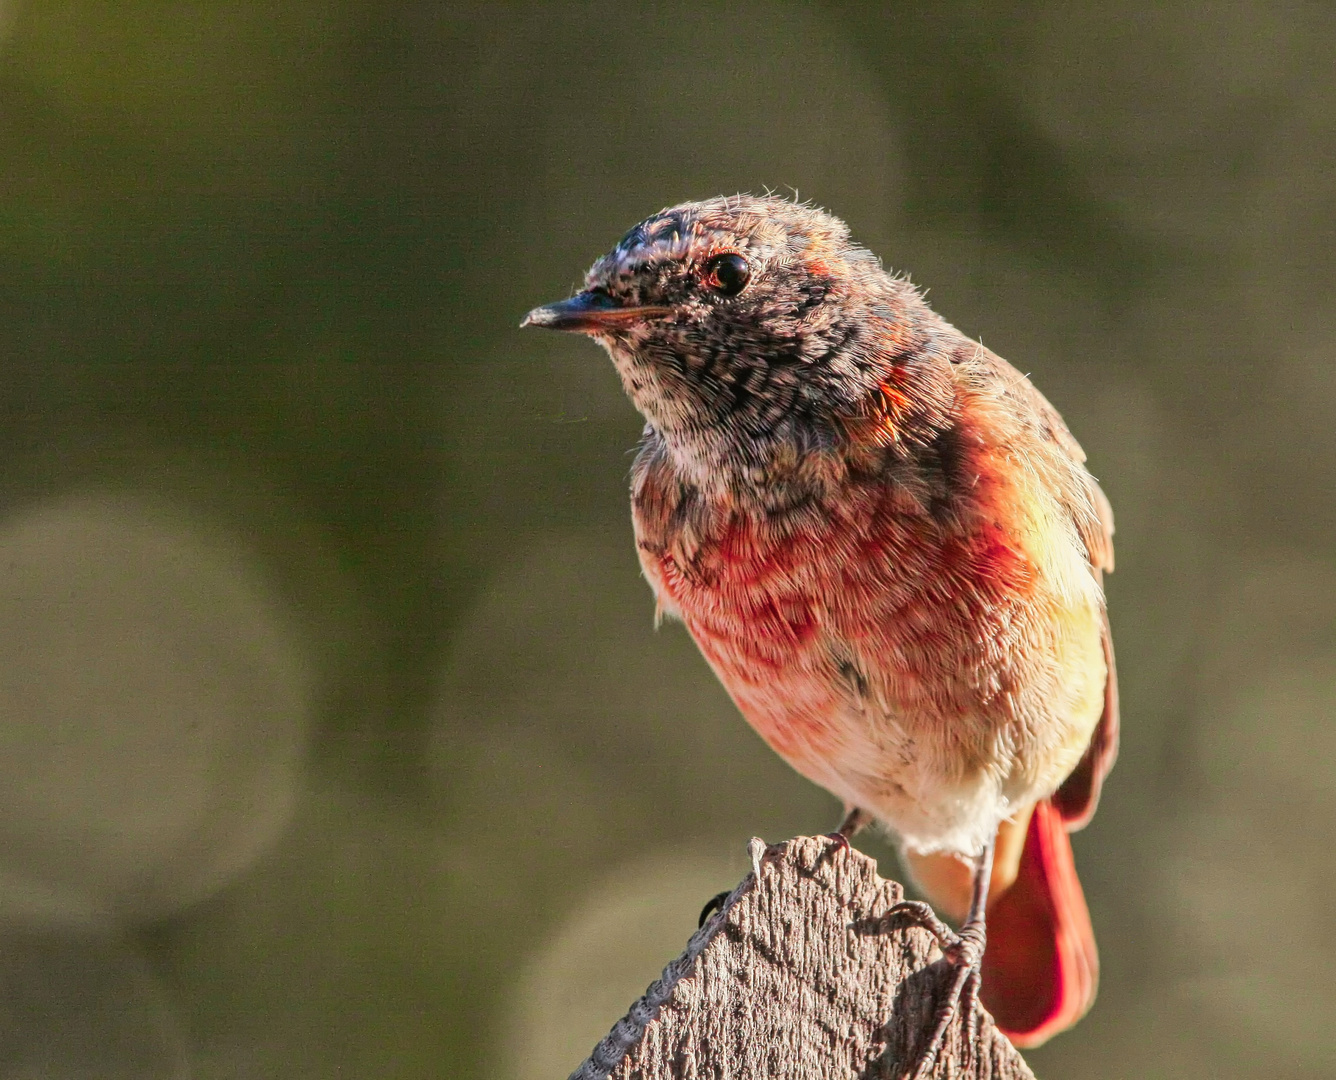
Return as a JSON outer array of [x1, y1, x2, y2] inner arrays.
[[903, 798, 1098, 1048], [979, 798, 1098, 1047]]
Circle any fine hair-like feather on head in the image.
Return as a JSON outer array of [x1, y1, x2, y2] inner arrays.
[[574, 195, 963, 489]]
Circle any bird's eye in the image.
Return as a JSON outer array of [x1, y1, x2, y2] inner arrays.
[[702, 253, 751, 297]]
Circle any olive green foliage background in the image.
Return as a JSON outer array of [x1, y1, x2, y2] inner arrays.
[[0, 3, 1332, 1078]]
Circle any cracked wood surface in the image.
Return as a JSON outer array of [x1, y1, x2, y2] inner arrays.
[[569, 835, 1035, 1080]]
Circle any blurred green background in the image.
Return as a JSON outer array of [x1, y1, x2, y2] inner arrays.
[[0, 2, 1332, 1078]]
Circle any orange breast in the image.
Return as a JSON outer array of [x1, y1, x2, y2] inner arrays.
[[634, 438, 1063, 778]]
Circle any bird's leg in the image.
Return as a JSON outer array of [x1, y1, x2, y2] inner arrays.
[[889, 836, 996, 1080], [827, 805, 872, 853]]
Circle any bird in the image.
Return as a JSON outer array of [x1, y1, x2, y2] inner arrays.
[[522, 195, 1118, 1070]]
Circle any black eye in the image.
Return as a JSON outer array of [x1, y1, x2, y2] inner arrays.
[[703, 253, 751, 297]]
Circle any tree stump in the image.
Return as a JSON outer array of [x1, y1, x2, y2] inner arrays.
[[569, 835, 1035, 1080]]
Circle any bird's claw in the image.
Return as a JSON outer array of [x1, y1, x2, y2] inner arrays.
[[888, 899, 960, 951], [887, 899, 987, 1080], [824, 830, 852, 854], [825, 806, 871, 856]]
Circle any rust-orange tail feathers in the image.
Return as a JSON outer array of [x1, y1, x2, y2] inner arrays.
[[908, 622, 1116, 1048], [907, 800, 1099, 1048], [983, 621, 1117, 1046], [981, 799, 1098, 1047]]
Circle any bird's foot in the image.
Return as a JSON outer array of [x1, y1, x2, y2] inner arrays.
[[825, 830, 852, 854], [825, 806, 872, 853], [889, 899, 987, 1080]]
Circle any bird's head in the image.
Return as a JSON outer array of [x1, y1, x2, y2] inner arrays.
[[523, 195, 954, 486]]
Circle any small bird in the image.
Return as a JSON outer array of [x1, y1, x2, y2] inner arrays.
[[523, 196, 1117, 1067]]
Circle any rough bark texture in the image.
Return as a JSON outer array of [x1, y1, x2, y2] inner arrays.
[[570, 835, 1035, 1080]]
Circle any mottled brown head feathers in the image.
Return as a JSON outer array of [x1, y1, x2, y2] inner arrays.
[[532, 195, 965, 490]]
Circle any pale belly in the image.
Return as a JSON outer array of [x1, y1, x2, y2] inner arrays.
[[707, 602, 1107, 857]]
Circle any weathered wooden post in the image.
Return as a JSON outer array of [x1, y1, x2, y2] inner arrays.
[[570, 835, 1035, 1080]]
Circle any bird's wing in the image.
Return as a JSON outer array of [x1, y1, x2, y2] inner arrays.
[[988, 353, 1118, 829], [996, 357, 1114, 576]]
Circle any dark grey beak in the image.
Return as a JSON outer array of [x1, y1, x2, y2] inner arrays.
[[520, 290, 671, 333]]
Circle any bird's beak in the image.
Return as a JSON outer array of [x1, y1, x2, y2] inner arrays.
[[520, 290, 671, 333]]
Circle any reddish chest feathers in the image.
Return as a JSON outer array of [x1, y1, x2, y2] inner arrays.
[[631, 435, 1046, 762]]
